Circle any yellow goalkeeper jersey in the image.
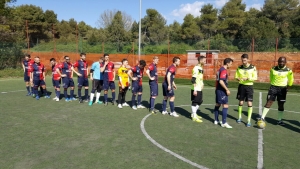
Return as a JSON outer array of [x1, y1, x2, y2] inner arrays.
[[270, 66, 294, 87], [118, 66, 129, 87], [191, 64, 204, 91]]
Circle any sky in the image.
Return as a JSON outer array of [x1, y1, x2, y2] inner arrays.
[[13, 0, 264, 28]]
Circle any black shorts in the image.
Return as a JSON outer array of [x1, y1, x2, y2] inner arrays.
[[267, 85, 287, 102], [236, 84, 254, 102], [92, 79, 103, 91], [191, 90, 203, 104]]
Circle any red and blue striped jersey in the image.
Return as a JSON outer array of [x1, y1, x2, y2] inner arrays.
[[131, 65, 144, 86], [164, 64, 176, 85], [59, 62, 73, 78], [73, 60, 88, 78], [148, 63, 158, 83], [216, 66, 228, 91], [31, 63, 45, 80], [102, 61, 114, 81], [52, 63, 61, 80], [23, 59, 34, 76]]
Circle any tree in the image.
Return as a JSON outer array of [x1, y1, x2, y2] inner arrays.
[[198, 4, 218, 38], [218, 0, 246, 38], [97, 9, 133, 31], [181, 14, 203, 44], [168, 21, 182, 42]]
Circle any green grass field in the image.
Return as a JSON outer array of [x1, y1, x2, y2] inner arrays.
[[0, 77, 300, 169]]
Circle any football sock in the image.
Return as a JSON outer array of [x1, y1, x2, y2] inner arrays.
[[121, 92, 126, 103], [137, 94, 142, 105], [31, 87, 34, 93], [118, 92, 122, 104], [26, 86, 30, 93], [64, 89, 68, 98], [78, 89, 82, 98], [278, 111, 283, 121], [169, 101, 175, 113], [162, 99, 167, 111], [238, 106, 242, 119], [85, 89, 88, 99], [150, 97, 155, 110], [40, 87, 44, 94], [112, 92, 115, 101], [261, 107, 270, 119], [70, 89, 74, 98], [56, 90, 60, 98], [90, 93, 95, 102], [131, 95, 136, 106], [247, 106, 253, 122], [222, 108, 228, 124], [104, 94, 108, 102], [96, 92, 101, 102], [191, 106, 197, 116], [214, 106, 220, 121], [34, 87, 38, 95], [43, 88, 48, 95]]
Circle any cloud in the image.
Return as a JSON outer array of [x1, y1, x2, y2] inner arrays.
[[246, 3, 262, 11], [215, 0, 227, 8], [171, 1, 205, 18]]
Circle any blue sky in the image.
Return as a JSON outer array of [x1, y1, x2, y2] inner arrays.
[[13, 0, 264, 28]]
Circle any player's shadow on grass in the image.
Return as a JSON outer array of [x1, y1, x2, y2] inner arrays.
[[265, 117, 300, 133], [233, 109, 261, 125]]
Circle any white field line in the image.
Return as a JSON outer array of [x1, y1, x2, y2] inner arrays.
[[257, 92, 264, 169]]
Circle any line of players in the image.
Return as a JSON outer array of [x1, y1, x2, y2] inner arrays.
[[22, 53, 294, 128]]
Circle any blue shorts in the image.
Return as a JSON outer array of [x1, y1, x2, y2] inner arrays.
[[162, 82, 174, 97], [132, 82, 143, 93], [24, 73, 30, 82], [78, 77, 89, 87], [103, 80, 115, 90], [52, 79, 61, 88], [62, 77, 74, 88], [149, 81, 158, 96], [33, 80, 46, 87], [215, 90, 228, 104]]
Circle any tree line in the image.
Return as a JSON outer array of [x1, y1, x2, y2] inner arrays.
[[1, 0, 300, 56]]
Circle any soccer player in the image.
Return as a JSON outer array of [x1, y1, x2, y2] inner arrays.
[[214, 58, 234, 128], [50, 58, 61, 101], [146, 56, 159, 114], [128, 60, 146, 110], [101, 54, 116, 105], [73, 53, 89, 103], [162, 56, 181, 117], [235, 54, 258, 127], [22, 54, 34, 96], [57, 56, 81, 102], [89, 57, 104, 106], [191, 56, 206, 123], [258, 56, 294, 126], [30, 56, 50, 100], [117, 59, 130, 108]]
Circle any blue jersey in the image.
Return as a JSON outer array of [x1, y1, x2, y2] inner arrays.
[[163, 64, 176, 85], [91, 62, 102, 80], [148, 63, 158, 83], [216, 66, 228, 91]]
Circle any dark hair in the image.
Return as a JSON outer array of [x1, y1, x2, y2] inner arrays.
[[223, 58, 233, 65], [278, 56, 286, 62], [173, 56, 180, 63], [121, 58, 128, 63], [100, 57, 104, 60], [104, 53, 109, 57], [50, 58, 56, 62], [139, 60, 146, 67], [198, 55, 206, 62], [241, 54, 248, 59], [64, 55, 69, 59], [80, 52, 86, 56], [25, 54, 31, 58]]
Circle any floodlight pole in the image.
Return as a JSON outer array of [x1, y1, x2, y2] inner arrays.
[[138, 0, 142, 61]]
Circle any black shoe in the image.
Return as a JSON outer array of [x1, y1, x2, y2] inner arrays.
[[79, 99, 83, 103], [104, 102, 108, 106], [277, 120, 285, 126]]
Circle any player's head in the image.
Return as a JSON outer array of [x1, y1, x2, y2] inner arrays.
[[24, 54, 30, 60], [121, 58, 128, 67], [104, 53, 109, 62], [80, 52, 86, 60], [99, 57, 104, 62], [223, 58, 233, 68], [50, 58, 56, 65], [139, 60, 146, 69], [278, 56, 286, 68], [198, 56, 206, 66], [34, 56, 40, 64], [64, 56, 70, 63], [173, 56, 180, 66], [241, 54, 249, 65], [153, 56, 159, 64]]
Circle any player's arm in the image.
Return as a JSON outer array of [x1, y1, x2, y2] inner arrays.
[[30, 69, 33, 82], [113, 69, 115, 80], [146, 65, 155, 80], [235, 68, 240, 81], [71, 66, 82, 77], [87, 66, 89, 77], [248, 66, 258, 82], [100, 62, 107, 72], [127, 69, 134, 80], [167, 72, 172, 88], [287, 69, 294, 88], [42, 67, 46, 81], [22, 62, 25, 72], [219, 80, 229, 92]]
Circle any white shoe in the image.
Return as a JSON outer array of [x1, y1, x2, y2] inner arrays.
[[53, 96, 58, 100], [221, 123, 233, 129], [132, 105, 137, 110], [137, 105, 146, 109], [214, 121, 222, 125], [55, 98, 59, 102], [122, 102, 129, 107], [170, 112, 179, 117], [118, 104, 123, 109], [162, 111, 169, 115]]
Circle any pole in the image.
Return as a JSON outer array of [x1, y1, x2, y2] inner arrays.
[[26, 20, 30, 53], [252, 38, 254, 64], [138, 0, 142, 61], [102, 42, 104, 54], [76, 23, 78, 53], [275, 37, 278, 66], [167, 39, 170, 65], [53, 24, 56, 52], [132, 42, 135, 65]]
